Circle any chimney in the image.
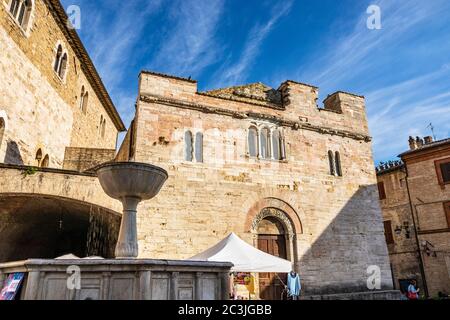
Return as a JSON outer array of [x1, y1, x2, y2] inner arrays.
[[416, 136, 424, 148], [409, 136, 417, 150], [424, 136, 434, 144]]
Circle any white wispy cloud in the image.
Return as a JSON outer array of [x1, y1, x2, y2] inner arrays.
[[84, 1, 163, 88], [214, 1, 293, 87], [367, 66, 450, 161], [273, 0, 450, 162], [298, 0, 445, 89], [149, 0, 225, 77]]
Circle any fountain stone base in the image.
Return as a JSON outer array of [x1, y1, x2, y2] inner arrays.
[[0, 259, 232, 300]]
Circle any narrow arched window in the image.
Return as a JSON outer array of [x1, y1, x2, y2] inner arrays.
[[335, 151, 342, 177], [260, 127, 270, 159], [328, 150, 335, 176], [272, 129, 281, 160], [9, 0, 20, 17], [184, 131, 193, 162], [35, 148, 42, 167], [0, 117, 5, 150], [195, 132, 203, 163], [248, 126, 258, 157], [101, 119, 106, 138], [99, 115, 103, 134], [58, 53, 67, 78], [54, 45, 62, 72], [82, 91, 89, 114], [41, 154, 49, 168], [80, 86, 85, 110], [10, 0, 32, 29]]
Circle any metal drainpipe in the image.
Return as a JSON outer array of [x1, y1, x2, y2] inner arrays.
[[402, 164, 429, 298]]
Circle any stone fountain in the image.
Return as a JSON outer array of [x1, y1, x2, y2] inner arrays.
[[96, 162, 168, 259], [0, 162, 232, 300]]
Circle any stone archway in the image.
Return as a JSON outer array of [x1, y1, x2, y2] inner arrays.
[[245, 198, 303, 300], [0, 194, 121, 262]]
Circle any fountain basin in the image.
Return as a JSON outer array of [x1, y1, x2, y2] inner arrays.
[[96, 162, 168, 201], [0, 259, 232, 300]]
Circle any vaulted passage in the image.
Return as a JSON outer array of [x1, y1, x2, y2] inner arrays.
[[0, 195, 120, 262]]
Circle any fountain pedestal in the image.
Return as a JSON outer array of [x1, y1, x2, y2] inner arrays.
[[96, 162, 168, 259]]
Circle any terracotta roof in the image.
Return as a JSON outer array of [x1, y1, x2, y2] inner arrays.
[[203, 82, 283, 105], [376, 162, 405, 176], [47, 0, 125, 131], [399, 138, 450, 158]]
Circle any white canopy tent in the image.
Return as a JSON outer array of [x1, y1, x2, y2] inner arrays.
[[189, 233, 292, 273]]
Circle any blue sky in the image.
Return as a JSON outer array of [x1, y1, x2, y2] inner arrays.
[[61, 0, 450, 163]]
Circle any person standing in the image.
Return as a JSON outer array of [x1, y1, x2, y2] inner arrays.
[[407, 280, 420, 300]]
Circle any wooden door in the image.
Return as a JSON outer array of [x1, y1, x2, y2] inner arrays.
[[258, 235, 287, 300]]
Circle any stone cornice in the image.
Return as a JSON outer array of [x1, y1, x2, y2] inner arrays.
[[139, 94, 372, 142]]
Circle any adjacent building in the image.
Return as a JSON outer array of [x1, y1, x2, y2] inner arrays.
[[0, 0, 125, 168], [377, 136, 450, 297], [0, 0, 125, 262]]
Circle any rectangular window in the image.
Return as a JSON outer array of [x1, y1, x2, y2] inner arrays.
[[384, 220, 394, 244], [440, 163, 450, 183], [435, 158, 450, 187], [378, 181, 387, 200], [445, 202, 450, 228]]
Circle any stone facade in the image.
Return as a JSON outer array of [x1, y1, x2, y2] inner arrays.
[[0, 1, 398, 299], [376, 163, 424, 295], [377, 137, 450, 298], [63, 147, 116, 172], [118, 71, 394, 296], [0, 0, 124, 167]]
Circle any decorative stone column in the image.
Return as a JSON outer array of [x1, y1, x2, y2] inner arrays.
[[115, 196, 140, 258], [257, 128, 261, 159], [23, 271, 41, 300], [268, 129, 273, 160], [170, 272, 179, 300], [195, 272, 203, 300], [220, 272, 230, 300], [280, 135, 286, 160]]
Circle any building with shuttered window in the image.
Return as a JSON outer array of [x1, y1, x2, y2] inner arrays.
[[377, 136, 450, 297]]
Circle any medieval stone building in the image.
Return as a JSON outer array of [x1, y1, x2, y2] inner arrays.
[[0, 0, 396, 300], [115, 71, 394, 298], [0, 0, 125, 261], [377, 136, 450, 298], [0, 0, 125, 168]]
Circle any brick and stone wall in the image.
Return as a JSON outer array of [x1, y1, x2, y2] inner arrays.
[[401, 142, 450, 296], [126, 71, 393, 295], [63, 147, 116, 172], [377, 167, 423, 293]]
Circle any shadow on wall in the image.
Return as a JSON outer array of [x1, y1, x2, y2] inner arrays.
[[258, 185, 393, 296], [295, 184, 393, 295], [4, 140, 24, 165]]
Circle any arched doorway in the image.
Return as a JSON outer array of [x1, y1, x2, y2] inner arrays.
[[257, 215, 288, 300], [0, 194, 120, 262], [246, 198, 303, 300]]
